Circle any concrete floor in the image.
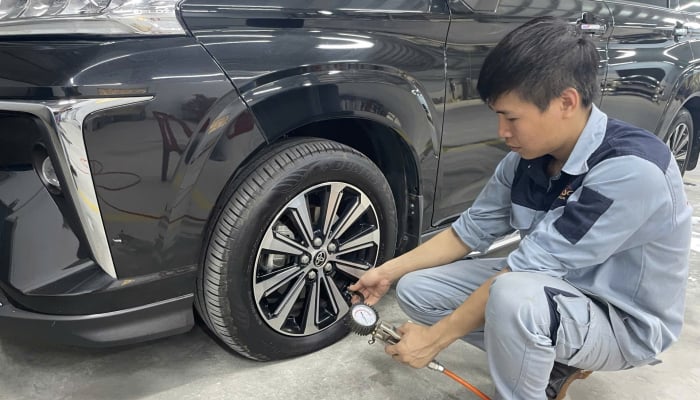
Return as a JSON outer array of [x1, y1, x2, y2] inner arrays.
[[2, 170, 700, 400]]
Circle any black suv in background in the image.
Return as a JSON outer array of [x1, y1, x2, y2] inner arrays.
[[1, 0, 699, 361]]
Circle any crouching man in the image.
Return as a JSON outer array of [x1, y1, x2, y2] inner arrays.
[[349, 16, 692, 400]]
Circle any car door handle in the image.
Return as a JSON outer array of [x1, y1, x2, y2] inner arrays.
[[576, 12, 606, 37], [673, 21, 688, 41], [580, 23, 604, 33]]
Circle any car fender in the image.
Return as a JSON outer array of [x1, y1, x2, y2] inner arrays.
[[179, 70, 436, 251]]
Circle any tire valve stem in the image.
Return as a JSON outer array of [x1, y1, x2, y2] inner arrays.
[[346, 291, 491, 400]]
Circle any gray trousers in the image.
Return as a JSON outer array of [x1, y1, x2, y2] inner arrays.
[[395, 258, 632, 400]]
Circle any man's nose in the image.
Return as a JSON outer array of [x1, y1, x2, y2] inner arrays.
[[498, 120, 511, 138]]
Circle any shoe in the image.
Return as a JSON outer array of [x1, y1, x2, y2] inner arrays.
[[545, 362, 593, 400]]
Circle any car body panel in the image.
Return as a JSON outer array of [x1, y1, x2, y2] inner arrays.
[[602, 2, 693, 136], [180, 0, 449, 230], [435, 0, 612, 224], [0, 37, 266, 315]]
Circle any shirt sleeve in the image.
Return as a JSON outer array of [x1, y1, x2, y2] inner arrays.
[[507, 156, 672, 277], [451, 152, 519, 252]]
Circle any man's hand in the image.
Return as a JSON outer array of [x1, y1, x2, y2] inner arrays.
[[384, 322, 444, 369], [347, 266, 392, 305], [383, 269, 509, 369]]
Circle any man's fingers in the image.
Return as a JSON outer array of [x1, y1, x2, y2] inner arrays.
[[384, 344, 395, 356], [396, 321, 416, 336]]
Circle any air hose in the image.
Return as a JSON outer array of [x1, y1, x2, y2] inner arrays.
[[427, 361, 491, 400]]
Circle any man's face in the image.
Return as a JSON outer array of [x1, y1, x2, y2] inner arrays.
[[490, 91, 566, 160]]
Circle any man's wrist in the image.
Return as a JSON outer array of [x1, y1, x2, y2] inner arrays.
[[428, 316, 462, 351], [378, 257, 406, 283]]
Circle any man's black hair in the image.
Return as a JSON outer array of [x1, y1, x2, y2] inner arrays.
[[477, 16, 600, 111]]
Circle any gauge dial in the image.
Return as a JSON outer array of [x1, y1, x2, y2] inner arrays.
[[351, 304, 377, 327]]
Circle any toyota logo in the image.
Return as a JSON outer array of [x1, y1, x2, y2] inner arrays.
[[313, 251, 328, 267]]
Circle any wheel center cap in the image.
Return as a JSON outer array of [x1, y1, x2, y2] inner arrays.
[[313, 250, 328, 267]]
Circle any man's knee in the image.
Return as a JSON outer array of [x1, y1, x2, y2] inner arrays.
[[395, 269, 470, 324], [395, 270, 431, 312], [487, 272, 554, 332]]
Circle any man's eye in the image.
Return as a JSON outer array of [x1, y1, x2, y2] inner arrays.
[[507, 118, 518, 122]]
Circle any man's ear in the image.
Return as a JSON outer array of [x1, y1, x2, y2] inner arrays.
[[559, 87, 581, 117]]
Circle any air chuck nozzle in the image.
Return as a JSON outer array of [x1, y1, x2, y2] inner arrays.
[[427, 361, 445, 372]]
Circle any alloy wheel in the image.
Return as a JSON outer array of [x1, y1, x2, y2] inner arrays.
[[254, 181, 380, 336]]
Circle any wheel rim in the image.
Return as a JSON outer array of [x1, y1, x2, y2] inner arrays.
[[253, 182, 381, 336], [667, 121, 691, 171]]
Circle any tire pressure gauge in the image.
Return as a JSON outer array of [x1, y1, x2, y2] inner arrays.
[[349, 302, 379, 336], [346, 292, 401, 345]]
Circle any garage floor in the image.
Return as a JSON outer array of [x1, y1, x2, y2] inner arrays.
[[2, 169, 700, 400]]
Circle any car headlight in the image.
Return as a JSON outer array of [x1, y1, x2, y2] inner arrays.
[[0, 0, 185, 36]]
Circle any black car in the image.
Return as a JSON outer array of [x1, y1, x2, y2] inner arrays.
[[1, 0, 699, 361]]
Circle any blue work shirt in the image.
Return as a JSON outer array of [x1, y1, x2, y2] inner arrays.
[[452, 104, 692, 366]]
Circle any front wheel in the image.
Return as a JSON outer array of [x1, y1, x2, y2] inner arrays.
[[665, 108, 694, 175], [196, 138, 397, 360]]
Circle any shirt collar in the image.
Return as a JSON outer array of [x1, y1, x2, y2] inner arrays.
[[561, 103, 608, 176]]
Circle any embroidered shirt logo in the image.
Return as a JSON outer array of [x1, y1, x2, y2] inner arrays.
[[558, 185, 574, 200]]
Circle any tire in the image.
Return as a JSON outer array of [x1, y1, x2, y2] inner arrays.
[[196, 138, 397, 360], [665, 108, 694, 175]]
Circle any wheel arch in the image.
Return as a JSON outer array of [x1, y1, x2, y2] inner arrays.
[[658, 66, 700, 171], [284, 117, 422, 255], [239, 66, 441, 253], [171, 66, 438, 282]]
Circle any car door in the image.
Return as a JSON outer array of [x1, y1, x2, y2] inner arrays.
[[600, 1, 692, 135], [434, 0, 611, 226]]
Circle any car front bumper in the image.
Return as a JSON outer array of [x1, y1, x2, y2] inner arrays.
[[0, 286, 194, 347]]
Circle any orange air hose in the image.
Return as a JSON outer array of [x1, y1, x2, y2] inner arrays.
[[442, 367, 492, 400]]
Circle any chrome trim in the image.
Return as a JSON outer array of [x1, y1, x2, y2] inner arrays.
[[466, 232, 521, 258], [0, 97, 153, 278], [421, 228, 521, 257]]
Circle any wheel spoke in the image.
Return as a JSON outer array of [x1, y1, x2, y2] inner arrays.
[[268, 274, 307, 331], [322, 184, 345, 237], [336, 227, 380, 256], [333, 259, 371, 280], [673, 125, 688, 151], [261, 231, 307, 256], [287, 196, 315, 246], [330, 193, 372, 241], [676, 150, 688, 161], [256, 265, 304, 298], [320, 274, 350, 318], [304, 274, 320, 333], [675, 136, 689, 154]]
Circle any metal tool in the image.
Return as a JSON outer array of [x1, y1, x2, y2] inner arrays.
[[347, 300, 401, 345], [346, 292, 492, 400]]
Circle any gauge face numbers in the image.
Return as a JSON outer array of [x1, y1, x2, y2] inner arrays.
[[351, 304, 378, 327]]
